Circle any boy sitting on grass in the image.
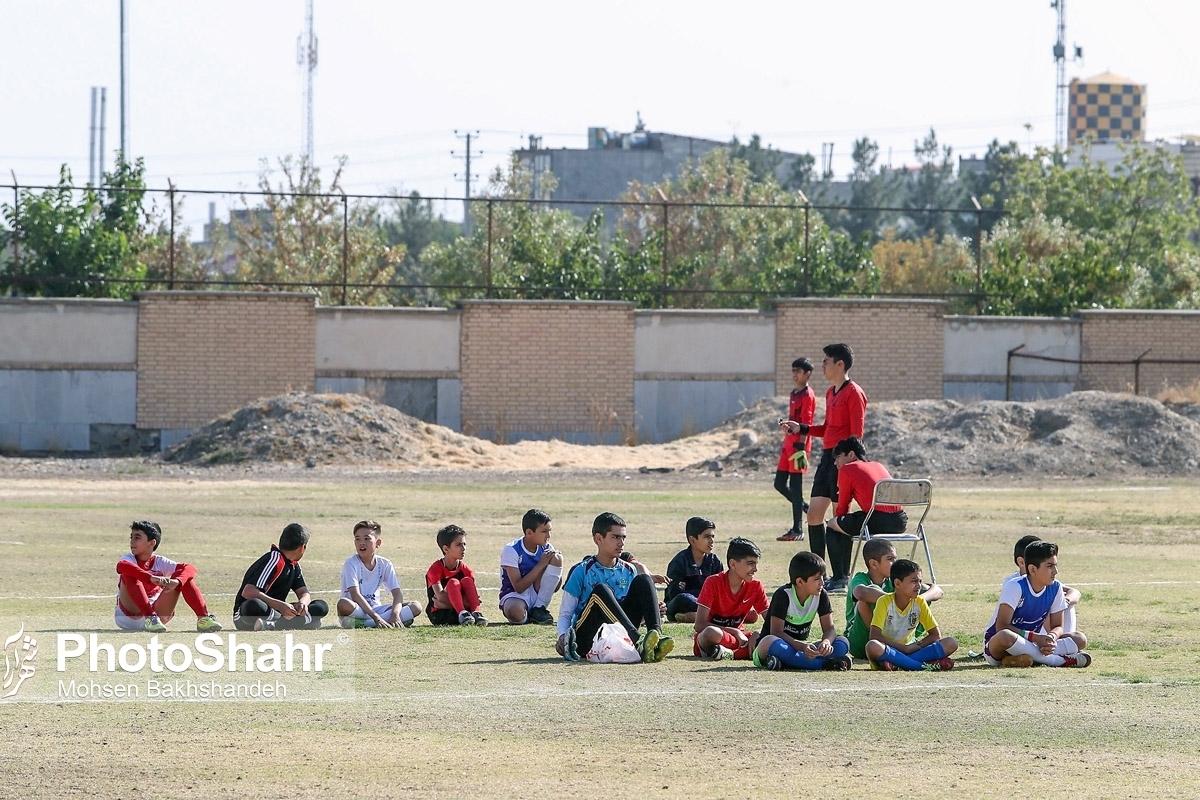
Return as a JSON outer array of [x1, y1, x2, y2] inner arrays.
[[693, 537, 768, 661], [1009, 534, 1084, 638], [426, 525, 488, 626], [984, 540, 1090, 668], [753, 552, 852, 670], [234, 523, 329, 631], [336, 520, 422, 628], [498, 509, 563, 625], [865, 559, 957, 671], [845, 539, 943, 660], [664, 516, 723, 623], [556, 512, 674, 663], [116, 520, 221, 633]]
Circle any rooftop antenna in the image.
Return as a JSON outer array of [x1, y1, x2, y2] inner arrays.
[[1051, 0, 1084, 150], [298, 0, 318, 165]]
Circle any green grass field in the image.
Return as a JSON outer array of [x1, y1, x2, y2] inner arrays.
[[1, 469, 1197, 798]]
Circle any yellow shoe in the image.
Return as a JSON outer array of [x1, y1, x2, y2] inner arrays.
[[196, 615, 223, 633], [1001, 654, 1034, 668]]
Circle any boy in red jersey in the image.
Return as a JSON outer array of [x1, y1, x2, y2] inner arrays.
[[775, 357, 816, 542], [781, 342, 867, 593], [116, 520, 221, 633], [426, 525, 488, 626], [693, 537, 769, 660]]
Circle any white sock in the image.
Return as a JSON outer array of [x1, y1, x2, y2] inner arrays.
[[536, 564, 563, 608], [1005, 636, 1064, 666], [399, 606, 415, 625], [1062, 605, 1077, 634]]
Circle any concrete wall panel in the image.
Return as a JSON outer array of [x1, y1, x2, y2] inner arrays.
[[634, 310, 775, 375], [0, 298, 136, 366], [316, 307, 460, 374], [635, 379, 775, 443]]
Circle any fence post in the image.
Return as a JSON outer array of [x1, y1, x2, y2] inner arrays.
[[485, 199, 493, 298], [167, 180, 176, 290], [9, 172, 19, 296], [971, 196, 983, 314], [797, 190, 810, 297], [341, 193, 349, 305], [1006, 344, 1025, 401], [660, 201, 670, 308], [1133, 348, 1152, 395]]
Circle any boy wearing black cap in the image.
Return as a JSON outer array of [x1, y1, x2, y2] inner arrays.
[[115, 520, 222, 633]]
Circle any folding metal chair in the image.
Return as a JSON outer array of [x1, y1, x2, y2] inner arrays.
[[850, 478, 936, 584]]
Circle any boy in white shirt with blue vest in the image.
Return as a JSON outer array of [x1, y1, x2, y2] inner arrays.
[[499, 509, 564, 625]]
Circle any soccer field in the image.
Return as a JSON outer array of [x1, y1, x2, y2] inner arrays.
[[0, 469, 1197, 799]]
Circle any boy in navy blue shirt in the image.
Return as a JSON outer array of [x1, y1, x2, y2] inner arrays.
[[664, 517, 723, 623]]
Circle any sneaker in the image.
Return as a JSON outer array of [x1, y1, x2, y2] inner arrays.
[[922, 656, 955, 671], [144, 614, 166, 633], [1061, 652, 1091, 668], [252, 618, 276, 632], [196, 614, 222, 633], [1000, 654, 1034, 668], [715, 644, 735, 661], [776, 529, 805, 542], [458, 610, 474, 626], [877, 660, 896, 671], [472, 611, 488, 627], [527, 606, 555, 625], [764, 655, 785, 671], [822, 654, 853, 671], [638, 629, 661, 663], [652, 634, 674, 663], [401, 613, 415, 628], [824, 577, 849, 594]]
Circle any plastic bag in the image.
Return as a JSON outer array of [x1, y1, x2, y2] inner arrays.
[[585, 622, 641, 664]]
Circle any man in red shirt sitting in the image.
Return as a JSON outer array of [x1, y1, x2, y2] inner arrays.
[[826, 436, 907, 552]]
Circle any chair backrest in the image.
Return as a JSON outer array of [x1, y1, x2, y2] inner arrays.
[[870, 479, 932, 510]]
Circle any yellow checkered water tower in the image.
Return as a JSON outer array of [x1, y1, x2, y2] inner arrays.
[[1068, 71, 1145, 144]]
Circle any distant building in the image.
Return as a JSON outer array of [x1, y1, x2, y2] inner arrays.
[[1068, 71, 1146, 144]]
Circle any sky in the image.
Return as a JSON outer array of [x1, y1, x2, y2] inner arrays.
[[3, 0, 1200, 233]]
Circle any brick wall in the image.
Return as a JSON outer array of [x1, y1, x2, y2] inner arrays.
[[136, 292, 316, 429], [1077, 310, 1200, 394], [460, 300, 635, 441], [774, 299, 945, 400]]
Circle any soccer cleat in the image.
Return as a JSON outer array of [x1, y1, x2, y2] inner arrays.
[[715, 644, 735, 661], [472, 611, 488, 627], [639, 629, 661, 663], [776, 529, 805, 542], [252, 618, 276, 632], [401, 613, 415, 628], [144, 614, 167, 633], [195, 614, 222, 633], [764, 655, 785, 671], [527, 606, 555, 625], [823, 577, 849, 594], [1001, 654, 1034, 668], [652, 634, 674, 663], [457, 610, 474, 626], [823, 654, 853, 671], [922, 656, 955, 671], [1061, 652, 1091, 668], [877, 660, 896, 671]]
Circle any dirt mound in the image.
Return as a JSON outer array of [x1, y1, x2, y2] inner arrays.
[[705, 391, 1200, 478], [161, 392, 748, 471]]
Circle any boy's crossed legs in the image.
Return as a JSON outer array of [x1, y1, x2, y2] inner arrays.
[[754, 634, 852, 671]]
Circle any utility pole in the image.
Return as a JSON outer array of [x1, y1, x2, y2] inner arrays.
[[119, 0, 128, 159], [298, 0, 318, 166], [452, 130, 481, 235], [89, 88, 99, 187]]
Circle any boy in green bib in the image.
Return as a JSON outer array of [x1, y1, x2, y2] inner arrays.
[[753, 551, 852, 671]]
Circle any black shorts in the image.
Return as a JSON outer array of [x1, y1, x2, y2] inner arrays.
[[835, 509, 908, 536], [810, 450, 838, 500]]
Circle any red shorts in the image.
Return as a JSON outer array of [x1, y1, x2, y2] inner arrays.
[[693, 629, 753, 659]]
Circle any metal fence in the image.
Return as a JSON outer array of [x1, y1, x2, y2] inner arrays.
[[1, 180, 1002, 309]]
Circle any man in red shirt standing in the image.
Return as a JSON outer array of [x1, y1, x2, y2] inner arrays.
[[780, 343, 867, 593], [827, 435, 907, 542]]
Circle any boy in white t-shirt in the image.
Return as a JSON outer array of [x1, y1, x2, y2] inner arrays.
[[335, 520, 422, 628], [498, 509, 564, 625]]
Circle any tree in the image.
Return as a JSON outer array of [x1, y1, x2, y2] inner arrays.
[[872, 229, 972, 300], [841, 137, 902, 242], [729, 134, 783, 183], [422, 156, 606, 302], [905, 128, 964, 238], [0, 156, 156, 298], [959, 138, 1025, 234], [229, 156, 402, 306], [378, 191, 459, 305]]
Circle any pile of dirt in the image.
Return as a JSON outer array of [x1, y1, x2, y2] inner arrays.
[[161, 390, 1200, 479], [705, 391, 1200, 478], [160, 392, 749, 471]]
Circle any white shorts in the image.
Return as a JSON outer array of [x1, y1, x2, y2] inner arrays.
[[115, 604, 146, 631], [342, 602, 392, 621], [982, 635, 1078, 666], [499, 587, 539, 613]]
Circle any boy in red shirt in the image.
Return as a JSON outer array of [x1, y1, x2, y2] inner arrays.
[[426, 524, 488, 626], [775, 357, 816, 542], [782, 343, 868, 592], [116, 520, 221, 632], [826, 436, 907, 541], [693, 537, 769, 660]]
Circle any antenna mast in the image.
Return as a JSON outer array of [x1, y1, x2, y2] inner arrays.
[[298, 0, 318, 165], [1051, 0, 1083, 150]]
